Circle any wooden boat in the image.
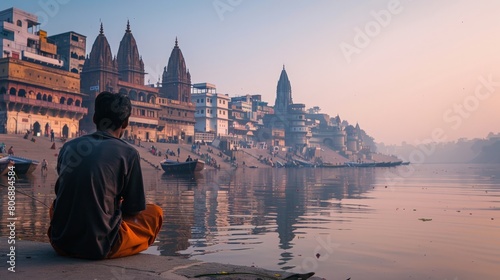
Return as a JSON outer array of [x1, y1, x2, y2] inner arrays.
[[346, 162, 377, 167], [374, 161, 403, 167], [160, 159, 204, 174], [1, 155, 39, 175], [293, 158, 316, 167], [0, 157, 15, 176], [321, 162, 347, 168]]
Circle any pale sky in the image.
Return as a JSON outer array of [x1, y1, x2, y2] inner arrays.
[[4, 0, 500, 145]]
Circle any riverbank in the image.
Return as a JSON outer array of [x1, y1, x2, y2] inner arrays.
[[0, 133, 287, 171], [0, 238, 321, 279], [1, 133, 399, 173]]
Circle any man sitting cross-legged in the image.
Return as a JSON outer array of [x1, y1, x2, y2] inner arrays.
[[48, 91, 163, 259]]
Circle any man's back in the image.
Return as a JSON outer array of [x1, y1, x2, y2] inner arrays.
[[49, 131, 145, 259]]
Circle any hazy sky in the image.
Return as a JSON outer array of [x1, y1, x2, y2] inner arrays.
[[4, 0, 500, 144]]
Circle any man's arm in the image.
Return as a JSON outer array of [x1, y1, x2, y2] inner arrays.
[[121, 152, 146, 215]]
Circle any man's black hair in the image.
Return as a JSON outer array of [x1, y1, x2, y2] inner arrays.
[[93, 91, 131, 131]]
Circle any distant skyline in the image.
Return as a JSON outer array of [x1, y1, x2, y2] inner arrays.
[[3, 0, 500, 144]]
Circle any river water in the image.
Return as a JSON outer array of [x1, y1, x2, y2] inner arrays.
[[1, 164, 499, 279]]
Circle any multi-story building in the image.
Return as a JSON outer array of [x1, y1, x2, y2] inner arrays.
[[0, 7, 87, 136], [307, 113, 346, 152], [191, 83, 229, 137], [48, 31, 86, 74]]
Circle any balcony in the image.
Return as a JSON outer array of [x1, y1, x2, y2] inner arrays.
[[130, 100, 161, 110], [0, 21, 17, 32], [23, 50, 63, 67], [129, 116, 158, 129], [1, 94, 87, 118]]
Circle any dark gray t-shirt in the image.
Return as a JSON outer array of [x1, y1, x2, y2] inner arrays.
[[50, 131, 145, 259]]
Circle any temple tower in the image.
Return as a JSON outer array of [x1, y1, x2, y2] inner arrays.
[[160, 38, 191, 103], [274, 65, 293, 115], [116, 21, 145, 85], [80, 23, 119, 132]]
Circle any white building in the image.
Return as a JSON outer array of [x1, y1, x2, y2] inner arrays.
[[0, 7, 63, 67], [192, 83, 229, 137]]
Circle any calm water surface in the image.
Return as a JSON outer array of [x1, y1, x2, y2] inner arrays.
[[1, 164, 499, 279]]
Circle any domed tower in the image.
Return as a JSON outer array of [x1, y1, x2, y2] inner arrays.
[[346, 124, 363, 153], [332, 115, 346, 151], [80, 23, 119, 132], [274, 65, 293, 115], [160, 38, 191, 103], [117, 20, 145, 85]]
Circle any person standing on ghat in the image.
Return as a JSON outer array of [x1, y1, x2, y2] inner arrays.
[[48, 91, 163, 259]]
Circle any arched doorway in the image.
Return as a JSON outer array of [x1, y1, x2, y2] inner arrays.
[[62, 125, 69, 139], [45, 123, 50, 137], [33, 122, 41, 136]]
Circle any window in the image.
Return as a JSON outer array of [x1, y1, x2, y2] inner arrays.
[[71, 35, 79, 41], [16, 20, 22, 27]]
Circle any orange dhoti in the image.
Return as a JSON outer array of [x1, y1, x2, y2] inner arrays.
[[48, 203, 163, 259], [107, 204, 163, 258]]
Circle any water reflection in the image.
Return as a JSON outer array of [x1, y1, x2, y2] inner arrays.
[[153, 167, 377, 270], [1, 165, 500, 278], [0, 167, 377, 262]]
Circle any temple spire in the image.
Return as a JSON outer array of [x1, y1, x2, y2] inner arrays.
[[175, 37, 178, 47], [126, 19, 131, 33], [99, 22, 103, 34]]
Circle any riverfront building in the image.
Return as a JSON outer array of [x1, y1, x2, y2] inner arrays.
[[80, 23, 195, 143], [48, 31, 86, 74], [191, 82, 230, 137], [0, 7, 87, 136]]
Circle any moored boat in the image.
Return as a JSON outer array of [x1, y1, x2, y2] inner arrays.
[[346, 162, 377, 167], [374, 161, 403, 167], [293, 158, 316, 167], [321, 162, 347, 168], [160, 159, 205, 174], [1, 155, 39, 175]]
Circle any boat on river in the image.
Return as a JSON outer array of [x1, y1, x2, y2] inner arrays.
[[160, 158, 205, 174], [346, 162, 377, 167], [321, 162, 347, 168], [374, 161, 403, 167]]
